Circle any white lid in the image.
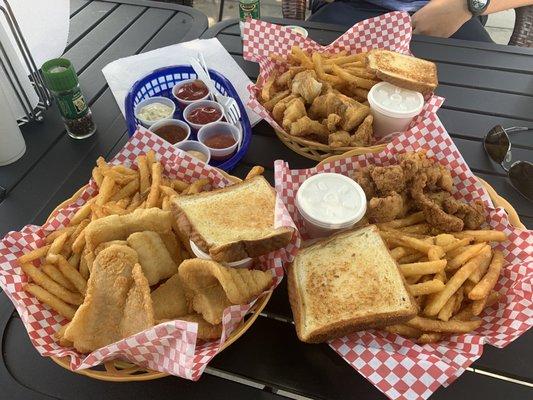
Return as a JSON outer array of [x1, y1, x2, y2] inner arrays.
[[368, 82, 424, 118], [296, 173, 367, 229]]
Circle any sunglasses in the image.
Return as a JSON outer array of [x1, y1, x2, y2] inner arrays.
[[484, 125, 533, 201]]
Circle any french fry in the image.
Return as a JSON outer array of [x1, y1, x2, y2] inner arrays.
[[160, 185, 179, 198], [424, 251, 486, 316], [146, 162, 162, 208], [390, 246, 414, 260], [24, 283, 76, 320], [68, 252, 81, 270], [46, 232, 69, 264], [112, 165, 137, 175], [102, 203, 127, 216], [407, 315, 482, 333], [416, 332, 442, 344], [331, 64, 359, 84], [111, 179, 139, 202], [453, 286, 464, 314], [384, 324, 421, 338], [79, 253, 89, 280], [467, 246, 493, 284], [102, 168, 136, 185], [95, 176, 115, 206], [378, 212, 425, 229], [71, 230, 86, 254], [455, 230, 507, 243], [137, 155, 150, 195], [184, 178, 210, 195], [435, 234, 456, 247], [171, 178, 189, 192], [453, 291, 500, 321], [399, 223, 430, 235], [126, 192, 142, 212], [46, 226, 76, 244], [443, 237, 474, 253], [146, 150, 156, 168], [21, 263, 82, 305], [428, 245, 445, 261], [246, 166, 265, 180], [261, 75, 276, 102], [399, 260, 447, 276], [437, 293, 456, 321], [324, 53, 366, 65], [398, 253, 426, 264], [469, 250, 503, 301], [116, 197, 131, 209], [409, 279, 445, 296], [41, 264, 77, 292], [69, 198, 95, 225], [56, 255, 87, 295], [92, 167, 103, 187], [18, 245, 50, 264], [291, 46, 313, 68], [447, 242, 487, 270]]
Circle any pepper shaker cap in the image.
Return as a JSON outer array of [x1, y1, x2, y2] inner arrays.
[[42, 58, 79, 92]]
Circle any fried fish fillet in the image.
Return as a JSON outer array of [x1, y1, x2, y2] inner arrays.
[[64, 245, 138, 353], [120, 263, 154, 338], [180, 314, 222, 340], [127, 231, 178, 285], [151, 273, 189, 320], [179, 259, 273, 325], [85, 208, 172, 251]]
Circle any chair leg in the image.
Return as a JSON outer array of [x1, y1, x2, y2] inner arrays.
[[218, 0, 225, 21]]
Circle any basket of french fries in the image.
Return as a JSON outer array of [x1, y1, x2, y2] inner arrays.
[[243, 13, 444, 161], [0, 128, 299, 382], [274, 113, 532, 399]]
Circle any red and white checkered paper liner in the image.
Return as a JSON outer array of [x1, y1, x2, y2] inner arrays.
[[0, 127, 300, 380], [242, 12, 444, 140], [274, 113, 532, 400]]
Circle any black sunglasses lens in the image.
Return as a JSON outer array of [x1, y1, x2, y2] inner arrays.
[[484, 126, 510, 164], [509, 162, 533, 201]]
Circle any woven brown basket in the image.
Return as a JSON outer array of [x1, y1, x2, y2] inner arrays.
[[46, 169, 273, 381], [275, 128, 387, 161], [318, 150, 525, 229]]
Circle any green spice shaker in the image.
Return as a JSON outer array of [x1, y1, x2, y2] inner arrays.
[[42, 58, 96, 139]]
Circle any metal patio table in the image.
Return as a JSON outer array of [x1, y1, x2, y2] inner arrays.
[[0, 1, 531, 399]]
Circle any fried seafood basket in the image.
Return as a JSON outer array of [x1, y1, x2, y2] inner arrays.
[[47, 171, 273, 381], [243, 14, 443, 161]]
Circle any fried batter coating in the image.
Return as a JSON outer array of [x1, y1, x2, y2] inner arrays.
[[282, 97, 307, 130], [370, 165, 405, 195], [352, 167, 377, 198], [272, 94, 297, 123], [291, 70, 323, 104], [342, 104, 370, 131], [309, 93, 346, 119], [367, 192, 406, 223], [328, 131, 351, 148], [290, 116, 330, 143], [350, 114, 373, 146], [324, 113, 342, 132]]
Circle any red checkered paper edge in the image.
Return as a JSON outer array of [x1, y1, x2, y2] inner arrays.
[[0, 127, 300, 380], [242, 13, 444, 141], [274, 114, 533, 400]]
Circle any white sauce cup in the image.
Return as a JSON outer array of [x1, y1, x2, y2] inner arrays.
[[189, 240, 253, 269], [175, 140, 211, 164], [367, 82, 424, 140], [134, 96, 176, 128], [296, 173, 367, 239]]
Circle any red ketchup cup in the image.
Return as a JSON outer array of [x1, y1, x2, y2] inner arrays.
[[172, 79, 210, 108], [183, 100, 224, 131]]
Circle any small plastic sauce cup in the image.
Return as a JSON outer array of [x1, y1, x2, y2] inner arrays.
[[296, 173, 367, 239], [175, 140, 211, 164], [285, 25, 309, 38], [189, 240, 253, 269], [367, 82, 424, 139], [134, 96, 176, 128], [172, 78, 210, 108], [183, 100, 224, 131], [197, 121, 240, 161], [149, 119, 190, 145]]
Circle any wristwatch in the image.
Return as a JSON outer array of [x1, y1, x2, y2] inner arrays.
[[467, 0, 490, 17]]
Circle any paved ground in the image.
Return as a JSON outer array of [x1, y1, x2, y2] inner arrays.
[[194, 0, 515, 45]]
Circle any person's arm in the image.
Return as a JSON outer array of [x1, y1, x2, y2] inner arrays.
[[412, 0, 533, 38]]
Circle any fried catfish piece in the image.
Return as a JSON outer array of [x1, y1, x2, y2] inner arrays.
[[151, 273, 189, 320], [282, 97, 307, 130], [120, 263, 154, 338], [180, 314, 222, 341], [64, 245, 138, 353], [84, 208, 172, 252], [179, 259, 272, 325], [290, 116, 330, 143], [127, 231, 178, 286], [367, 191, 407, 223], [323, 113, 342, 132], [309, 92, 346, 119], [442, 197, 486, 230], [351, 166, 376, 198], [328, 131, 351, 148], [350, 114, 373, 146], [341, 104, 370, 131], [272, 94, 297, 124], [291, 70, 323, 104]]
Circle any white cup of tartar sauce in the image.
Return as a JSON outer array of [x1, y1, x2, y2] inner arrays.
[[367, 82, 424, 139], [296, 173, 367, 239]]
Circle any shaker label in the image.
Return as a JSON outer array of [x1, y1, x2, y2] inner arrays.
[[239, 0, 260, 22], [56, 90, 88, 119]]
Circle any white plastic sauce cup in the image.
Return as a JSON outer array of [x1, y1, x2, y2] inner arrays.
[[183, 100, 224, 131], [367, 82, 424, 139], [189, 240, 253, 269], [172, 78, 210, 108], [296, 173, 367, 239], [197, 121, 240, 161], [175, 140, 211, 164], [134, 96, 176, 128]]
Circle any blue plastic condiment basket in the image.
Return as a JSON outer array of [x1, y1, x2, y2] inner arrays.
[[124, 65, 252, 172]]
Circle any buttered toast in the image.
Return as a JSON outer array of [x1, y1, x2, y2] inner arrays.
[[288, 225, 417, 343], [171, 176, 294, 262], [366, 49, 438, 94]]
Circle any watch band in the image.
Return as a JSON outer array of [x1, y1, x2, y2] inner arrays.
[[467, 0, 491, 17]]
